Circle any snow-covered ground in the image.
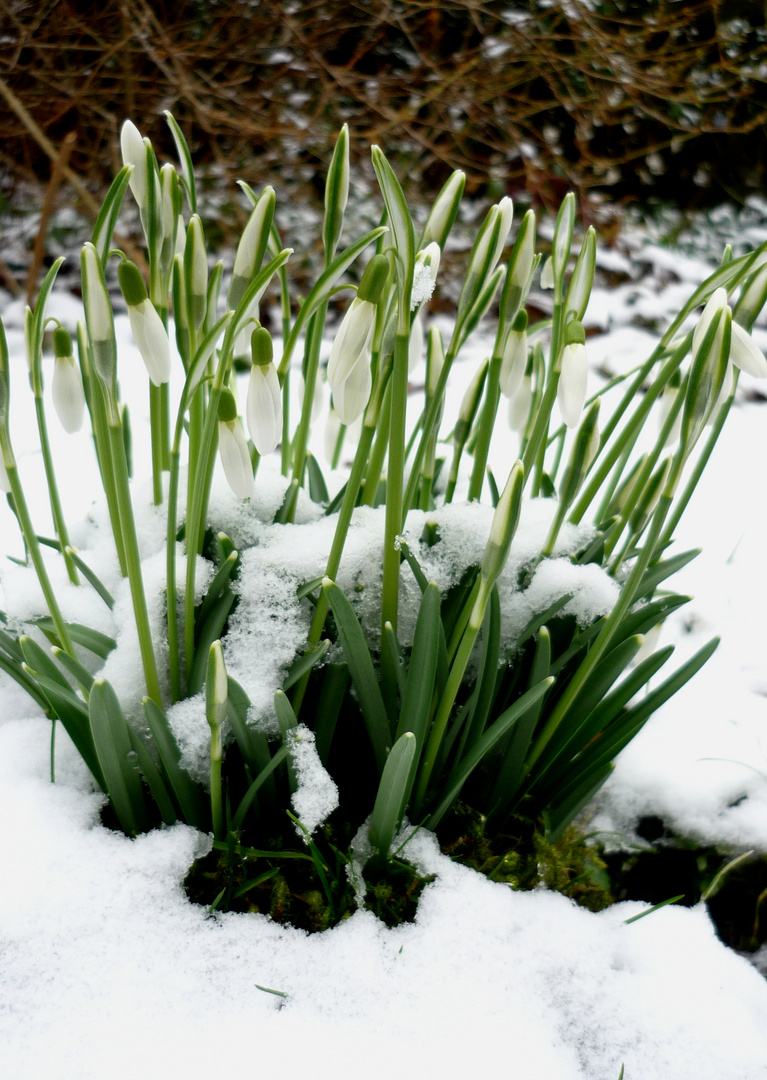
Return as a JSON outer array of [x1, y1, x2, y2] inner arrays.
[[1, 219, 766, 1079]]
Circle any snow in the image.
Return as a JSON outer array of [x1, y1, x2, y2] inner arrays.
[[1, 216, 767, 1078]]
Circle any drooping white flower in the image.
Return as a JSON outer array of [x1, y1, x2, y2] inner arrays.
[[118, 260, 171, 386], [558, 341, 588, 428], [326, 297, 376, 391], [247, 363, 282, 456], [52, 356, 85, 434], [333, 344, 373, 426], [692, 287, 728, 357], [218, 419, 255, 499], [499, 317, 527, 399], [508, 375, 532, 433]]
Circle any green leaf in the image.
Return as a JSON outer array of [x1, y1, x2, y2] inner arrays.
[[52, 646, 95, 691], [323, 579, 390, 771], [196, 551, 239, 629], [312, 664, 349, 765], [371, 146, 415, 294], [164, 111, 197, 213], [274, 690, 299, 793], [273, 479, 300, 524], [231, 745, 290, 833], [20, 636, 70, 690], [457, 585, 501, 758], [126, 727, 177, 825], [369, 732, 418, 856], [89, 679, 150, 835], [306, 452, 329, 504], [427, 677, 555, 829], [91, 166, 132, 264], [225, 676, 277, 810], [187, 590, 236, 695], [544, 765, 613, 842], [0, 651, 52, 714], [25, 669, 104, 787], [383, 622, 407, 701], [31, 257, 65, 358], [282, 640, 331, 691], [142, 698, 207, 829], [29, 617, 116, 660], [396, 582, 441, 747], [633, 550, 699, 602]]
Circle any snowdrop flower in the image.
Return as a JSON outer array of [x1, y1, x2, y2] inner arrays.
[[326, 254, 388, 424], [552, 192, 576, 284], [117, 260, 171, 386], [246, 327, 281, 456], [80, 243, 116, 402], [217, 388, 255, 499], [508, 375, 532, 434], [499, 311, 528, 398], [480, 459, 525, 596], [558, 322, 588, 428], [185, 215, 208, 331], [469, 197, 513, 281], [692, 287, 729, 358], [323, 124, 350, 258], [564, 226, 596, 324], [410, 242, 441, 310], [51, 326, 85, 433], [683, 289, 730, 452], [120, 120, 148, 212], [421, 169, 466, 248]]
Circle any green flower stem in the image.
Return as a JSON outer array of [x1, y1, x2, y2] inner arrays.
[[292, 421, 378, 716], [107, 420, 162, 705], [569, 337, 689, 525], [525, 298, 563, 496], [467, 351, 502, 502], [657, 374, 738, 553], [380, 326, 410, 689], [149, 382, 164, 505], [82, 369, 128, 578], [32, 392, 79, 584], [413, 589, 485, 814], [2, 453, 76, 660], [403, 342, 459, 515], [280, 369, 291, 478], [290, 303, 328, 509], [166, 421, 185, 702], [525, 471, 680, 773], [360, 378, 392, 506]]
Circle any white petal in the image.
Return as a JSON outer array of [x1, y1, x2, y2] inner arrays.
[[408, 312, 424, 373], [692, 287, 728, 356], [327, 299, 375, 388], [246, 363, 282, 456], [333, 354, 372, 425], [128, 301, 171, 385], [508, 376, 532, 433], [499, 329, 527, 398], [540, 256, 554, 289], [558, 343, 588, 428], [52, 356, 85, 434], [218, 420, 255, 499], [730, 321, 767, 378]]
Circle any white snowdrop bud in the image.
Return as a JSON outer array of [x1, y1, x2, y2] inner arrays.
[[118, 261, 171, 386], [217, 389, 255, 499], [323, 124, 350, 258], [51, 327, 85, 433], [692, 287, 728, 358], [120, 120, 148, 211], [500, 311, 528, 398], [565, 226, 596, 324], [411, 242, 440, 310], [540, 255, 554, 289], [558, 322, 588, 429], [246, 327, 282, 456], [683, 300, 730, 453], [421, 170, 466, 248], [228, 186, 275, 310], [326, 297, 376, 390], [552, 191, 575, 283], [480, 459, 525, 598], [186, 215, 208, 330], [206, 640, 228, 753]]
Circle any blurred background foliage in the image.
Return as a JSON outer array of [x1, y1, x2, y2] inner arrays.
[[1, 0, 767, 252]]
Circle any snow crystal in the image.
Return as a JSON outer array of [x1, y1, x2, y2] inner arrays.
[[288, 725, 339, 834]]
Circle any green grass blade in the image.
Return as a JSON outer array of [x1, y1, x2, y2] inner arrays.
[[187, 590, 236, 695], [306, 452, 329, 504], [52, 646, 95, 691], [126, 727, 177, 825], [196, 551, 239, 628], [91, 165, 132, 263], [457, 584, 501, 758], [20, 636, 71, 689], [89, 679, 150, 835], [164, 110, 197, 213], [396, 582, 440, 745], [282, 639, 330, 691], [29, 618, 116, 660], [369, 731, 418, 856], [323, 579, 390, 771], [312, 663, 349, 765], [231, 745, 290, 833], [427, 677, 554, 829], [383, 622, 407, 702], [634, 549, 699, 602]]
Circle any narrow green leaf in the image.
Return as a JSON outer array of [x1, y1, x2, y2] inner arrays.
[[323, 579, 390, 771], [89, 678, 149, 835], [52, 646, 95, 691], [187, 590, 236, 695], [143, 698, 207, 829], [624, 895, 685, 925], [20, 636, 70, 690], [312, 664, 349, 765], [306, 452, 329, 504], [231, 746, 290, 833], [396, 582, 441, 746], [369, 731, 418, 855], [383, 622, 407, 701], [91, 166, 132, 264], [164, 110, 197, 213], [544, 765, 613, 842], [126, 727, 177, 825], [25, 670, 104, 787], [458, 585, 501, 756], [634, 550, 699, 602], [196, 552, 239, 628], [29, 617, 116, 660], [427, 677, 555, 829], [282, 639, 330, 691]]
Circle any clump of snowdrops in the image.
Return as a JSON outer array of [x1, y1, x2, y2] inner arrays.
[[1, 116, 766, 927]]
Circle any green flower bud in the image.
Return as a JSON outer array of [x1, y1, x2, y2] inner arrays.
[[52, 326, 73, 359], [421, 170, 466, 249], [357, 254, 390, 305], [565, 226, 596, 324], [117, 260, 148, 308], [251, 326, 273, 367]]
